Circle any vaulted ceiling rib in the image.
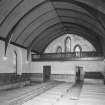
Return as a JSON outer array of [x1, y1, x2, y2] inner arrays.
[[0, 0, 105, 53], [32, 23, 102, 53]]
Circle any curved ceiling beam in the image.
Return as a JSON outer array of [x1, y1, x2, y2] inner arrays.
[[24, 16, 103, 49], [60, 16, 103, 36], [33, 29, 101, 53], [28, 24, 65, 54], [50, 0, 105, 15], [33, 24, 98, 47], [50, 0, 105, 32], [11, 2, 55, 42], [20, 8, 103, 48], [1, 0, 102, 45], [22, 17, 62, 46], [55, 9, 105, 35], [11, 2, 95, 43], [31, 24, 101, 52], [14, 7, 103, 44], [52, 1, 92, 17], [14, 7, 97, 44], [63, 22, 102, 40], [14, 11, 58, 43], [1, 0, 104, 47], [76, 0, 105, 14], [1, 0, 95, 42], [0, 0, 104, 54], [32, 29, 67, 48], [27, 23, 64, 50], [63, 23, 97, 39], [29, 22, 101, 52], [22, 16, 97, 44], [0, 0, 23, 25], [55, 8, 92, 18], [32, 22, 98, 42], [0, 0, 47, 38], [2, 0, 47, 55]]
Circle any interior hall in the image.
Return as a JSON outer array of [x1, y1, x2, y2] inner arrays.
[[0, 0, 105, 105]]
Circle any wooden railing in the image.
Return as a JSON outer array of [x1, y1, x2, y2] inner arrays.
[[32, 52, 103, 61]]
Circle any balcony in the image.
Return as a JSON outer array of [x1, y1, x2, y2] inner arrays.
[[32, 52, 104, 61]]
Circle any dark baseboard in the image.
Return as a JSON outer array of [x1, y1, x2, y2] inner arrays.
[[84, 72, 104, 79], [0, 72, 103, 85], [0, 73, 30, 85]]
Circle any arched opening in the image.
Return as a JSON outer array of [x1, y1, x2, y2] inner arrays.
[[56, 46, 62, 53], [65, 36, 71, 53], [11, 47, 22, 75], [73, 44, 82, 57], [56, 46, 62, 58], [13, 51, 17, 74]]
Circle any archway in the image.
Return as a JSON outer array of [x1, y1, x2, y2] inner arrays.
[[65, 36, 71, 52], [13, 51, 18, 74], [56, 46, 62, 53], [73, 44, 82, 57]]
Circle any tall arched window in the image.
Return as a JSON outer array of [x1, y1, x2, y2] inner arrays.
[[65, 36, 71, 52], [13, 51, 17, 74], [56, 46, 62, 53], [73, 44, 82, 57]]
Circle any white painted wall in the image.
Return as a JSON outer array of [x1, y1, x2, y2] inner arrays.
[[45, 34, 96, 53], [0, 40, 31, 73], [31, 60, 105, 83], [31, 60, 105, 74]]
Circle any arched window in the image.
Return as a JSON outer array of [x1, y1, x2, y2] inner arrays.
[[13, 51, 17, 74], [56, 46, 62, 53], [73, 44, 82, 57], [65, 36, 71, 52]]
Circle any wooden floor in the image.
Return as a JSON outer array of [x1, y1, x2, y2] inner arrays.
[[22, 82, 74, 105], [77, 83, 105, 105], [0, 81, 61, 105], [22, 82, 105, 105], [0, 81, 105, 105]]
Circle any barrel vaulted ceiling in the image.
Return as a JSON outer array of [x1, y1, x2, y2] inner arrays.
[[0, 0, 105, 53]]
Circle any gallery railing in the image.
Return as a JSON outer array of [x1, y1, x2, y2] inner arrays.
[[32, 52, 103, 61]]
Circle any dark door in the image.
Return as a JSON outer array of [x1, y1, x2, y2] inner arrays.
[[76, 68, 81, 82], [43, 65, 51, 82], [76, 66, 84, 83]]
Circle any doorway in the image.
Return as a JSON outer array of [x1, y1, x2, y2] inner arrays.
[[43, 65, 51, 82], [76, 66, 84, 83]]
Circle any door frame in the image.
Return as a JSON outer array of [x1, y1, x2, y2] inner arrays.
[[43, 65, 51, 82], [75, 66, 84, 82]]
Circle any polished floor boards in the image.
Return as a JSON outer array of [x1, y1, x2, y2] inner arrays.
[[22, 82, 81, 105], [77, 83, 105, 105], [0, 81, 60, 105], [22, 82, 105, 105], [0, 81, 105, 105]]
